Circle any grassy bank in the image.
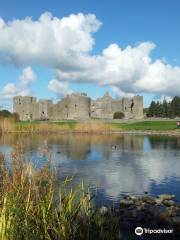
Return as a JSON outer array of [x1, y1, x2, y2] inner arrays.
[[111, 120, 179, 131], [0, 152, 119, 240], [1, 117, 180, 133], [0, 118, 112, 133]]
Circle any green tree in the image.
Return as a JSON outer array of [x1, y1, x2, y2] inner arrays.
[[155, 101, 164, 117], [147, 101, 157, 117], [171, 96, 180, 117], [162, 99, 168, 118], [147, 96, 180, 118], [0, 110, 12, 117], [0, 110, 19, 121]]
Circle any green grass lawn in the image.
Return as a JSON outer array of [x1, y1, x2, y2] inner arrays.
[[15, 120, 180, 132], [16, 119, 77, 127], [111, 121, 179, 131]]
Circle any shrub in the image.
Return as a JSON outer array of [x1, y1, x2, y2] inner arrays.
[[113, 112, 125, 119], [0, 110, 19, 122], [0, 110, 12, 118]]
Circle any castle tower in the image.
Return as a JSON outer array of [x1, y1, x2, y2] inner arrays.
[[13, 96, 37, 121], [65, 93, 91, 119]]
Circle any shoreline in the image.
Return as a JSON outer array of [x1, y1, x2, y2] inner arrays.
[[101, 193, 180, 239], [112, 129, 180, 136], [1, 129, 180, 136]]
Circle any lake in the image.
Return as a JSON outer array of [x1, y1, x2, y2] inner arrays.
[[0, 133, 180, 206]]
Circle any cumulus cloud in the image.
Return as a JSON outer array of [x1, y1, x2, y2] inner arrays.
[[19, 67, 36, 86], [0, 12, 180, 98], [54, 42, 180, 98], [48, 79, 72, 97], [1, 66, 36, 99], [0, 12, 101, 67], [111, 86, 135, 98]]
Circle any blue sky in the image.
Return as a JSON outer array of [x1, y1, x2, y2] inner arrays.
[[0, 0, 180, 109]]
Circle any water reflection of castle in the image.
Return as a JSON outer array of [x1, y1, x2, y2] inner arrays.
[[2, 134, 180, 161], [0, 134, 145, 160], [1, 134, 180, 201]]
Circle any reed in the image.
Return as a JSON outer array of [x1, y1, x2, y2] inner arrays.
[[0, 117, 16, 133], [15, 122, 72, 133], [0, 151, 119, 240], [74, 121, 112, 133], [14, 121, 113, 134]]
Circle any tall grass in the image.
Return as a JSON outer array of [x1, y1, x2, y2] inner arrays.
[[0, 117, 15, 133], [15, 122, 72, 133], [15, 121, 113, 133], [0, 152, 120, 240], [1, 118, 180, 133], [74, 122, 112, 133]]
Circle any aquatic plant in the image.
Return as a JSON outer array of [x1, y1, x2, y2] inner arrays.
[[0, 152, 119, 240]]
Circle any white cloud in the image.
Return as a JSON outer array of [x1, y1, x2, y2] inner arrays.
[[0, 12, 101, 67], [1, 66, 36, 99], [48, 79, 72, 97], [19, 66, 36, 86], [54, 41, 180, 98], [0, 12, 180, 98], [111, 86, 135, 98]]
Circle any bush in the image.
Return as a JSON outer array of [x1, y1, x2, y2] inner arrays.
[[0, 110, 12, 118], [12, 113, 20, 121], [113, 112, 125, 119], [0, 110, 19, 122]]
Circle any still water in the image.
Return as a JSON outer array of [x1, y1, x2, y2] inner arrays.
[[0, 133, 180, 205]]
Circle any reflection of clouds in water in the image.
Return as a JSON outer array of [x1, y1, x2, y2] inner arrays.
[[88, 148, 180, 200], [0, 134, 180, 201], [83, 151, 149, 199], [138, 150, 180, 183], [54, 147, 180, 201], [0, 145, 13, 167]]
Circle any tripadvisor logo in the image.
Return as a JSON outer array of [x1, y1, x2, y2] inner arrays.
[[135, 226, 174, 236], [135, 227, 143, 236]]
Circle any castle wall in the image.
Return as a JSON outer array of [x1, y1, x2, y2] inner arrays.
[[67, 93, 91, 119], [121, 96, 143, 119], [91, 93, 143, 120], [132, 96, 143, 119], [13, 92, 143, 121], [91, 92, 114, 118], [13, 96, 37, 121], [13, 96, 54, 120], [37, 100, 53, 120], [52, 98, 69, 120], [51, 93, 91, 120]]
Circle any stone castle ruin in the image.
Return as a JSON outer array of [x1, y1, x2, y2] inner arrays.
[[13, 92, 143, 121]]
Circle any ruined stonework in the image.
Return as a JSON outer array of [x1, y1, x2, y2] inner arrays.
[[13, 93, 91, 121], [13, 96, 54, 121], [91, 92, 143, 119], [13, 92, 143, 121], [50, 93, 91, 120]]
